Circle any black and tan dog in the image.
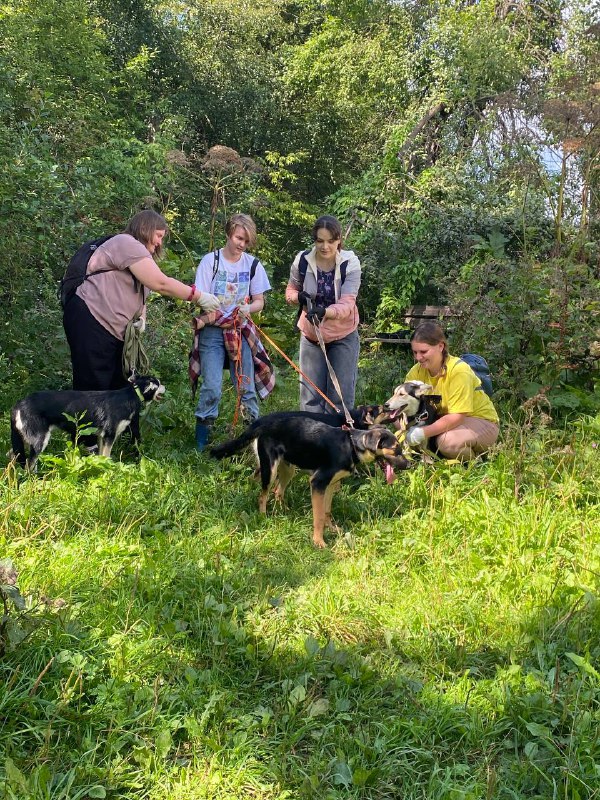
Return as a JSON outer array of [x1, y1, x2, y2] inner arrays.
[[263, 404, 393, 431], [10, 374, 165, 471], [210, 412, 407, 548]]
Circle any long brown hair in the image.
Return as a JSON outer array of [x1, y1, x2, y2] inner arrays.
[[124, 210, 168, 258], [411, 321, 449, 364]]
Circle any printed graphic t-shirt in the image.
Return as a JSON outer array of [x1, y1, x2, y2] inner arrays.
[[194, 250, 271, 317]]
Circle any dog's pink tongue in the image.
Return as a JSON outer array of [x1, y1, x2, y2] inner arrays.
[[385, 463, 396, 484]]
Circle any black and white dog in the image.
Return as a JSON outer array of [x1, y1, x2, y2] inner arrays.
[[384, 380, 441, 451], [10, 375, 165, 471]]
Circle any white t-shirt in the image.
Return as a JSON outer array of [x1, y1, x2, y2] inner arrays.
[[195, 250, 271, 316]]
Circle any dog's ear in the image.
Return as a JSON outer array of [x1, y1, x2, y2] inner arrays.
[[362, 407, 376, 425], [413, 381, 433, 397], [363, 426, 396, 452]]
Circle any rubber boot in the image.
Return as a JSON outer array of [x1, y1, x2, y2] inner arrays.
[[195, 420, 211, 452]]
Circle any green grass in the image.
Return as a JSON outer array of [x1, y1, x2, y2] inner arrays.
[[1, 370, 599, 799]]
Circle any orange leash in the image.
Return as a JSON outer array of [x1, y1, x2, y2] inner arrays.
[[231, 309, 250, 427], [251, 320, 340, 414]]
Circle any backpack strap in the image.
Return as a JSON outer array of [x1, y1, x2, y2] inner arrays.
[[298, 249, 311, 285], [211, 249, 220, 284], [248, 256, 259, 301], [250, 257, 258, 281], [340, 259, 348, 285]]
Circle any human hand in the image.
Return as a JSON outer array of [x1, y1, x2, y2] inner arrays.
[[306, 305, 326, 324], [196, 292, 220, 312], [297, 290, 312, 308], [404, 426, 426, 447]]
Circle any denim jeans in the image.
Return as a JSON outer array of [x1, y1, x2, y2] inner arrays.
[[299, 330, 359, 413], [194, 325, 259, 422]]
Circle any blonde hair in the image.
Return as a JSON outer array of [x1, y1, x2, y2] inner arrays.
[[225, 213, 257, 249]]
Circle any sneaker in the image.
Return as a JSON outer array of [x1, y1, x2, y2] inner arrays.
[[195, 420, 211, 452]]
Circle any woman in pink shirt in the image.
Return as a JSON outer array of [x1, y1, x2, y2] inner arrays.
[[63, 210, 219, 390], [286, 215, 362, 413]]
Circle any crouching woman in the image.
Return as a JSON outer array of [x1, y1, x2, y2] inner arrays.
[[404, 322, 499, 460]]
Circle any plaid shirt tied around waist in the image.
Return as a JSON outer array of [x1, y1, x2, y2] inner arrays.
[[189, 310, 275, 400]]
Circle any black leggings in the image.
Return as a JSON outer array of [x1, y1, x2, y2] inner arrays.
[[63, 295, 127, 391]]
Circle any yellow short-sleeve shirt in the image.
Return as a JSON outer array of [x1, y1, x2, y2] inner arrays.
[[406, 355, 499, 424]]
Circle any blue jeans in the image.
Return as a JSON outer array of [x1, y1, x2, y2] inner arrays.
[[299, 330, 359, 413], [194, 325, 259, 422]]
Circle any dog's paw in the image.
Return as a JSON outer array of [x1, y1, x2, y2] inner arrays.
[[312, 534, 327, 549], [324, 515, 341, 533]]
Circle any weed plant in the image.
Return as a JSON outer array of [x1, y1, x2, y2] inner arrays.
[[1, 354, 599, 800]]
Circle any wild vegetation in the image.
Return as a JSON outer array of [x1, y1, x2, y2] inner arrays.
[[1, 0, 599, 797]]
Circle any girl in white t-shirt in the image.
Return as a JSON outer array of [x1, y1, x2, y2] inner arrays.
[[193, 214, 271, 450]]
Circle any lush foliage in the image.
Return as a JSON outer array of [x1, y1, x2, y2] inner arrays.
[[1, 3, 599, 794]]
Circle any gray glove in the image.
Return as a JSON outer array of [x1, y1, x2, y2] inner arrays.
[[196, 292, 220, 312], [405, 426, 426, 447]]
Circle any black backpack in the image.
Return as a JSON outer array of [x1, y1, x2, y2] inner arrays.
[[459, 353, 494, 397], [58, 234, 116, 309]]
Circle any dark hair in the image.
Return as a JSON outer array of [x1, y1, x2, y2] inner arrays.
[[124, 210, 168, 258], [312, 215, 342, 247], [411, 321, 449, 361], [225, 213, 257, 249]]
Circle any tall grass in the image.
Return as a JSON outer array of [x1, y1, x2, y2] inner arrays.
[[1, 362, 599, 799]]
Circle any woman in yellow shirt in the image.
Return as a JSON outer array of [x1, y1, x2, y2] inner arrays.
[[404, 322, 499, 460]]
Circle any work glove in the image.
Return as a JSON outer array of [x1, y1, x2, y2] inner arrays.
[[297, 290, 312, 308], [237, 303, 252, 315], [404, 426, 426, 447], [307, 305, 326, 324], [132, 318, 146, 333], [196, 292, 221, 312]]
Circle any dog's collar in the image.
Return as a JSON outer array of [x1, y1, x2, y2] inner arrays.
[[132, 384, 145, 403], [346, 429, 362, 463]]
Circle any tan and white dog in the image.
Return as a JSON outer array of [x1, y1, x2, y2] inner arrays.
[[383, 381, 441, 454]]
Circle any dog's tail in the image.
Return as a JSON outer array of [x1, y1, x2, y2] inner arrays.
[[10, 412, 27, 468], [209, 423, 261, 460]]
